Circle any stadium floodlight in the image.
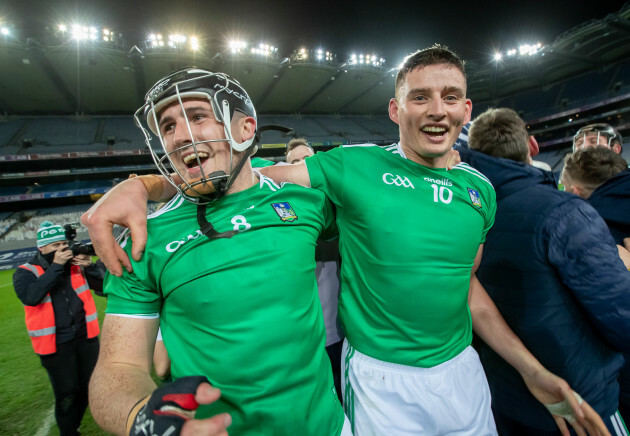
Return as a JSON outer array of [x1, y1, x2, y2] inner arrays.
[[493, 52, 502, 61], [190, 36, 199, 51], [229, 39, 247, 53], [58, 24, 67, 33], [1, 27, 9, 36], [507, 49, 517, 56], [518, 43, 542, 56]]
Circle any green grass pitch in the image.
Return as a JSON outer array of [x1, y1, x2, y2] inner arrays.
[[0, 268, 110, 435]]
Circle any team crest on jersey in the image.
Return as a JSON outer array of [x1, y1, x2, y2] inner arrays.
[[467, 188, 482, 208], [271, 202, 298, 222]]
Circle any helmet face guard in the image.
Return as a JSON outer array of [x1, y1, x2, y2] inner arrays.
[[572, 123, 618, 152], [134, 68, 257, 204]]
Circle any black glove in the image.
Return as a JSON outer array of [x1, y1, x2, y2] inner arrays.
[[128, 376, 209, 436]]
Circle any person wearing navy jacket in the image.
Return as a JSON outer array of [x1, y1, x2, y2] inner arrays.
[[456, 108, 630, 436], [561, 146, 630, 427]]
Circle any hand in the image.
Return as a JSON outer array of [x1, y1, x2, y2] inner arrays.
[[127, 376, 231, 436], [53, 248, 74, 265], [81, 178, 149, 276], [522, 367, 610, 436], [446, 148, 461, 170], [71, 254, 93, 267], [181, 383, 231, 436]]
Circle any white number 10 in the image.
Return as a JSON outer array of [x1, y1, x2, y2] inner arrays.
[[430, 184, 453, 204]]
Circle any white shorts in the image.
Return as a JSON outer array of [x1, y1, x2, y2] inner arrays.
[[342, 339, 497, 436]]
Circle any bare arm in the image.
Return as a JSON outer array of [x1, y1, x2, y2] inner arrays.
[[89, 314, 160, 435], [81, 176, 176, 276], [469, 245, 609, 436], [258, 161, 311, 187], [90, 315, 230, 435], [153, 333, 171, 381], [617, 244, 630, 269]]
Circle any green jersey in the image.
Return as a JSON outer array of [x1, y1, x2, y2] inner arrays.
[[105, 175, 344, 435], [305, 143, 496, 368]]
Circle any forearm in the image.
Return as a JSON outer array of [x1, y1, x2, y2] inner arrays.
[[469, 275, 544, 379], [258, 162, 311, 187], [132, 175, 177, 202], [89, 361, 156, 435]]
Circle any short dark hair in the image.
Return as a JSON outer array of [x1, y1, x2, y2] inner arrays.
[[285, 138, 313, 155], [395, 44, 466, 98], [562, 147, 627, 191], [468, 108, 530, 163]]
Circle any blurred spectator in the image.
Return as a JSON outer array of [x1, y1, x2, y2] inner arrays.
[[12, 221, 104, 436], [458, 107, 630, 436], [285, 138, 314, 164]]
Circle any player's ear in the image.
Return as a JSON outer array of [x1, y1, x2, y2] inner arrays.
[[389, 98, 400, 124]]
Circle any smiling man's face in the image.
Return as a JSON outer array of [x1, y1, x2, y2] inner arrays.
[[389, 63, 472, 168]]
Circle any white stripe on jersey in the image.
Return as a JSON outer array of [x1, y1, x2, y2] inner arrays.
[[148, 195, 185, 219], [381, 143, 406, 158], [451, 163, 494, 187], [108, 313, 161, 319], [342, 143, 379, 148], [611, 411, 629, 436], [117, 228, 131, 248], [258, 173, 282, 191]]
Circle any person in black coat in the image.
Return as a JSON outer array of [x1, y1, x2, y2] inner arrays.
[[457, 108, 630, 436], [13, 221, 104, 436]]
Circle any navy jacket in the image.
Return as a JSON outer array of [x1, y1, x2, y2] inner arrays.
[[586, 169, 630, 412], [457, 146, 630, 431], [587, 169, 630, 245]]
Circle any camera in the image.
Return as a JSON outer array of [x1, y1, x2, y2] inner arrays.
[[63, 223, 96, 256]]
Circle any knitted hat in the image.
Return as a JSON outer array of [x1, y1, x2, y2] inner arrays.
[[37, 221, 66, 248]]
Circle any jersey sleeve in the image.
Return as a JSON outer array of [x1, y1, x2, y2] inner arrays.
[[304, 147, 345, 207], [104, 230, 162, 315]]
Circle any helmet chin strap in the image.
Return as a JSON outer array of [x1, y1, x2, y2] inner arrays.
[[195, 122, 294, 240]]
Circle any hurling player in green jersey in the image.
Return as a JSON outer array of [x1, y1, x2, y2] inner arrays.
[[87, 69, 349, 436], [83, 48, 608, 436]]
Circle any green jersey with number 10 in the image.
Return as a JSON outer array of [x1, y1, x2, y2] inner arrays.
[[306, 143, 496, 368], [104, 175, 344, 436]]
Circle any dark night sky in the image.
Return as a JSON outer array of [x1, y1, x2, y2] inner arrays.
[[6, 0, 629, 64]]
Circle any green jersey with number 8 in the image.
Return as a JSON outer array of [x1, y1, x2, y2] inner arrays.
[[104, 174, 344, 436]]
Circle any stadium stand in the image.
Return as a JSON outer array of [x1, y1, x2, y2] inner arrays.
[[1, 3, 629, 249]]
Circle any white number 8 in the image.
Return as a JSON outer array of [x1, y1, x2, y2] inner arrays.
[[231, 215, 251, 232]]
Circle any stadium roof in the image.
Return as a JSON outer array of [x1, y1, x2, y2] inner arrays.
[[1, 2, 629, 116]]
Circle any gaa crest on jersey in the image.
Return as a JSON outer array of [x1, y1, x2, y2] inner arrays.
[[467, 188, 482, 209], [271, 202, 298, 222]]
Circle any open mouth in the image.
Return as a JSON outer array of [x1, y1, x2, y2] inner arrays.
[[421, 126, 447, 137], [182, 152, 209, 169]]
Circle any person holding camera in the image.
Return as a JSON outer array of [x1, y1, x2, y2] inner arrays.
[[13, 221, 104, 436]]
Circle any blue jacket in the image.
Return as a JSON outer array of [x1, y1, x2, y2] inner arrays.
[[586, 169, 630, 412], [457, 146, 630, 431], [587, 169, 630, 245]]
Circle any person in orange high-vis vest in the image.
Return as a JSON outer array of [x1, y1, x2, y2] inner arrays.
[[13, 221, 104, 436]]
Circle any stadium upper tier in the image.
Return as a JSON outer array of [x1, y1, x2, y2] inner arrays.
[[0, 3, 629, 117]]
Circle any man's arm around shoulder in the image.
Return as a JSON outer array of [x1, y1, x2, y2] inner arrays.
[[258, 161, 311, 187]]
